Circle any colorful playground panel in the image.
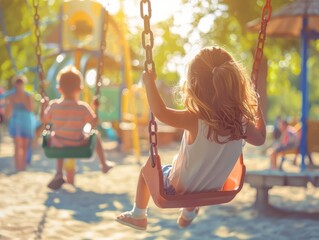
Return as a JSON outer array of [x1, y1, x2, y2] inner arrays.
[[98, 87, 122, 122]]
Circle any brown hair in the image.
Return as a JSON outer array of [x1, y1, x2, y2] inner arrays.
[[57, 65, 83, 95], [182, 47, 257, 143]]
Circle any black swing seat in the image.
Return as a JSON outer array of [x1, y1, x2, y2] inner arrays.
[[42, 130, 97, 159], [142, 154, 245, 208]]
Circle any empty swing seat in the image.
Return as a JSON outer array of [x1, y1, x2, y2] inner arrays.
[[42, 130, 97, 159], [141, 154, 245, 208]]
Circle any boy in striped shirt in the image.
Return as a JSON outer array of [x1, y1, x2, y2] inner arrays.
[[42, 65, 114, 190]]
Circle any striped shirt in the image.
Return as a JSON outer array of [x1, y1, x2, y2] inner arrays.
[[44, 99, 95, 147]]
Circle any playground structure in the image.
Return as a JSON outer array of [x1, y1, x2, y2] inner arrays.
[[40, 0, 148, 183], [1, 0, 151, 183]]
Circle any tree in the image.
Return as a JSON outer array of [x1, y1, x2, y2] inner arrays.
[[0, 0, 61, 90]]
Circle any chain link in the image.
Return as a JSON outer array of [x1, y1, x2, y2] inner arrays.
[[148, 118, 158, 164], [94, 9, 109, 116], [251, 0, 272, 90], [140, 0, 158, 166], [140, 0, 156, 73], [33, 0, 46, 98]]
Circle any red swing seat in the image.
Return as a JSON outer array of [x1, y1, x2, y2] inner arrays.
[[142, 153, 245, 208]]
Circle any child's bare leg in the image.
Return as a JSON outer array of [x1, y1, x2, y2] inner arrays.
[[14, 138, 20, 170], [14, 137, 26, 171], [56, 159, 64, 176], [135, 171, 151, 210], [270, 151, 277, 169], [21, 138, 29, 169], [95, 134, 114, 173], [116, 170, 149, 230]]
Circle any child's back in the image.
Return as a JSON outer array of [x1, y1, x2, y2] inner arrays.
[[170, 119, 243, 194], [45, 98, 95, 147], [41, 65, 114, 190]]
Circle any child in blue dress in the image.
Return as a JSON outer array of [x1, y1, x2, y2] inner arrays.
[[6, 75, 36, 171]]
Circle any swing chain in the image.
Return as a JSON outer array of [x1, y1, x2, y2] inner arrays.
[[33, 0, 46, 98], [140, 0, 158, 166], [251, 0, 272, 90], [149, 117, 158, 166], [94, 9, 109, 115], [140, 0, 156, 73]]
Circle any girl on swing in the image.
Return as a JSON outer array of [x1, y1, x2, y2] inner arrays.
[[116, 46, 266, 230], [41, 65, 114, 190]]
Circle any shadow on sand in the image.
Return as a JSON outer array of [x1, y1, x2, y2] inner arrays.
[[44, 188, 131, 223]]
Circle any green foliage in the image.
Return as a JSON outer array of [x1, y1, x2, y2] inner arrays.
[[153, 19, 185, 86], [0, 0, 61, 90], [1, 0, 33, 87]]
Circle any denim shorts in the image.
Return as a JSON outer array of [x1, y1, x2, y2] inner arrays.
[[162, 165, 177, 195]]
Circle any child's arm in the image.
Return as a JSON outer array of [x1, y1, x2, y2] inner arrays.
[[245, 98, 266, 146], [40, 97, 50, 124], [142, 71, 197, 131], [5, 96, 13, 120], [90, 97, 99, 128], [90, 115, 98, 128], [83, 102, 98, 129]]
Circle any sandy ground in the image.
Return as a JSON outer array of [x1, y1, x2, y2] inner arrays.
[[0, 132, 319, 240]]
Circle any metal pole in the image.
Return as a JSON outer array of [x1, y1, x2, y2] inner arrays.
[[300, 16, 309, 172]]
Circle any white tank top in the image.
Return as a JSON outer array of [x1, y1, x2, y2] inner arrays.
[[168, 119, 243, 194]]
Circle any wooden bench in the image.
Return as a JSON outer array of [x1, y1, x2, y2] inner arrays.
[[245, 170, 319, 212]]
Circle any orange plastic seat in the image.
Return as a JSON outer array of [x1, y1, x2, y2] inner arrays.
[[141, 154, 245, 208]]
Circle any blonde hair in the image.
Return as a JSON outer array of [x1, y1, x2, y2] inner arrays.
[[182, 46, 257, 143], [57, 65, 83, 95]]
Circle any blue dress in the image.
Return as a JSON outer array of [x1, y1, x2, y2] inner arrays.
[[8, 103, 36, 139]]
